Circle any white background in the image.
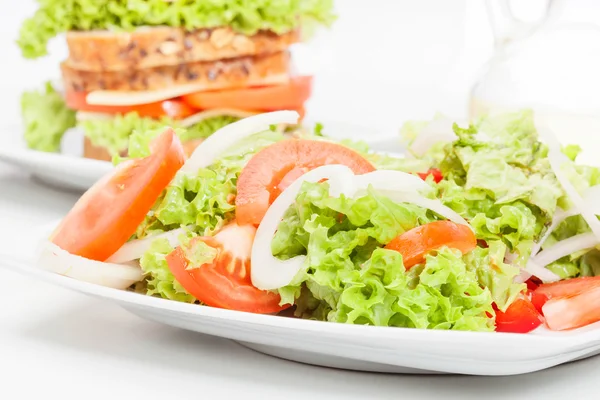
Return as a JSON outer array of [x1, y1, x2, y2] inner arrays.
[[2, 1, 600, 399]]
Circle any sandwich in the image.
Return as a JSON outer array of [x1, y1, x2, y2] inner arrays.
[[18, 0, 335, 161]]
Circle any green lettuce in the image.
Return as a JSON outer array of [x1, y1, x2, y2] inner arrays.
[[139, 237, 196, 303], [135, 128, 284, 241], [81, 112, 170, 157], [463, 241, 525, 312], [431, 111, 566, 257], [18, 0, 337, 59], [81, 112, 239, 157], [412, 109, 600, 297], [331, 248, 494, 330], [21, 82, 76, 152], [541, 215, 600, 279], [272, 181, 494, 331]]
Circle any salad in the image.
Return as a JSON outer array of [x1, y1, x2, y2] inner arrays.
[[40, 109, 600, 334]]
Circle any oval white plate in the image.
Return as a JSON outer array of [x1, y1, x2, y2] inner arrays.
[[0, 120, 404, 192], [2, 222, 600, 376]]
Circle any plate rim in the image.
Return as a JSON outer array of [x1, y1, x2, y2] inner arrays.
[[3, 219, 600, 356]]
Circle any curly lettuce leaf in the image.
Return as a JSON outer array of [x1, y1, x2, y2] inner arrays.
[[273, 181, 437, 305], [463, 241, 525, 312], [81, 112, 172, 157], [18, 0, 336, 59], [330, 248, 494, 330], [21, 82, 76, 152], [272, 181, 494, 331], [80, 112, 240, 158], [430, 111, 565, 257], [136, 129, 284, 239], [139, 237, 196, 303]]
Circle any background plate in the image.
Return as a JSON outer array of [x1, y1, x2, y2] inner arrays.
[[0, 120, 404, 192]]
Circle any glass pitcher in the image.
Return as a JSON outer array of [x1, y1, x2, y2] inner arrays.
[[470, 0, 600, 163]]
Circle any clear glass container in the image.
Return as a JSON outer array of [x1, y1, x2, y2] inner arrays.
[[470, 0, 600, 163]]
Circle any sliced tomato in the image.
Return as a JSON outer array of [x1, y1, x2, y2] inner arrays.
[[531, 276, 600, 315], [51, 129, 185, 261], [235, 139, 376, 226], [417, 168, 443, 183], [183, 76, 312, 111], [165, 223, 288, 314], [65, 90, 197, 119], [530, 276, 600, 330], [494, 296, 543, 333], [384, 220, 477, 269], [542, 285, 600, 331], [526, 278, 541, 292]]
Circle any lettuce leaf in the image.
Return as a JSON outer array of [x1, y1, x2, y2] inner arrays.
[[81, 112, 170, 157], [139, 237, 196, 303], [463, 241, 525, 312], [136, 129, 285, 240], [81, 112, 239, 157], [18, 0, 337, 59], [21, 82, 76, 152], [272, 181, 494, 331], [331, 248, 494, 331]]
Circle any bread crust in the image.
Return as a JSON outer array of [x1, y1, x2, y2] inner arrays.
[[61, 51, 290, 92], [66, 27, 300, 71]]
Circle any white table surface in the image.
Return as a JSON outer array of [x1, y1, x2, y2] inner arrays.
[[3, 1, 600, 398]]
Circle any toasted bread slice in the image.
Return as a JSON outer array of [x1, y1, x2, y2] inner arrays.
[[61, 51, 290, 93], [66, 27, 300, 71]]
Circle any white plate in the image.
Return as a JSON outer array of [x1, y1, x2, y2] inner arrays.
[[0, 120, 404, 192], [2, 222, 600, 376]]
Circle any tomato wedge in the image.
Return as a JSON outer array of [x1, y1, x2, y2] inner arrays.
[[531, 276, 600, 330], [166, 223, 288, 313], [51, 129, 185, 261], [494, 296, 543, 333], [384, 221, 477, 269], [183, 76, 313, 111], [531, 276, 600, 314], [542, 286, 600, 331], [235, 139, 376, 226], [65, 90, 197, 119]]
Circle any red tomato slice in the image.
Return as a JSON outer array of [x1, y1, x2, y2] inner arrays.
[[531, 276, 600, 315], [494, 296, 543, 333], [51, 129, 185, 261], [417, 168, 443, 183], [183, 76, 312, 111], [65, 91, 197, 119], [384, 221, 477, 269], [235, 139, 376, 226], [531, 276, 600, 330], [165, 223, 288, 314]]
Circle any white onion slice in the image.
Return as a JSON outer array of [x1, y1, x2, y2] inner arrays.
[[353, 170, 432, 194], [530, 232, 599, 268], [251, 166, 472, 290], [106, 228, 185, 264], [251, 165, 356, 290], [530, 186, 600, 256], [537, 125, 600, 241], [377, 190, 471, 228], [39, 241, 143, 289], [514, 269, 532, 284], [524, 260, 561, 283], [180, 110, 300, 174]]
